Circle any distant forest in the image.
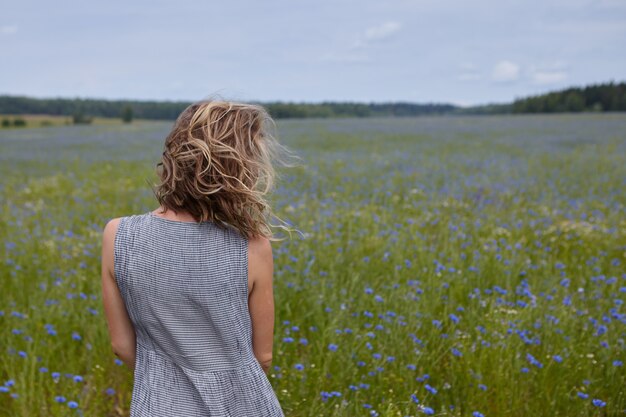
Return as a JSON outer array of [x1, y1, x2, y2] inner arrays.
[[0, 81, 624, 120], [511, 81, 626, 113], [0, 96, 456, 120]]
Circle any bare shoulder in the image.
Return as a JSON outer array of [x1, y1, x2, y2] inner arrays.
[[248, 234, 272, 259], [247, 235, 274, 290], [103, 217, 122, 241]]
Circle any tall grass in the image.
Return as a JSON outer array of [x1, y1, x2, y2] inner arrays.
[[1, 114, 625, 416]]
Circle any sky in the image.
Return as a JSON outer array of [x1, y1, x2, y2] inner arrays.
[[1, 0, 625, 106]]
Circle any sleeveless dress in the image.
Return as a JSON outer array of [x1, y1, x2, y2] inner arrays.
[[113, 211, 285, 417]]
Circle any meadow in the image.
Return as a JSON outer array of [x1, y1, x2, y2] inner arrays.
[[0, 113, 625, 416]]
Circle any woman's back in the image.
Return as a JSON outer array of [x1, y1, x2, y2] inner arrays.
[[113, 211, 284, 416]]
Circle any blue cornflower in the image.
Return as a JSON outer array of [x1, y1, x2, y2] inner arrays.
[[299, 338, 308, 345], [592, 399, 606, 407], [52, 372, 61, 379], [328, 343, 338, 352], [478, 384, 487, 391], [473, 412, 485, 417], [526, 353, 543, 368], [67, 401, 78, 408], [55, 396, 66, 403], [294, 363, 304, 371], [374, 295, 384, 302], [0, 387, 9, 393], [282, 337, 294, 343], [577, 392, 589, 399], [105, 388, 116, 396], [73, 375, 83, 383], [422, 406, 434, 415], [410, 393, 419, 404], [425, 384, 437, 394], [449, 313, 460, 324]]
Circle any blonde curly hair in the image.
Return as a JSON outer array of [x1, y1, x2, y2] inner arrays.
[[152, 100, 296, 240]]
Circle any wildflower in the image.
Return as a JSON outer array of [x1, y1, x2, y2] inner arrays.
[[328, 343, 338, 352], [592, 399, 606, 407], [425, 384, 437, 394], [294, 363, 304, 371], [67, 401, 78, 408]]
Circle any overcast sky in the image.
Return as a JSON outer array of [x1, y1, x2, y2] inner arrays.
[[1, 0, 625, 106]]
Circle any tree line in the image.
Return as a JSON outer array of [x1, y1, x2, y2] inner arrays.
[[0, 81, 624, 121], [511, 81, 626, 113], [0, 96, 457, 121]]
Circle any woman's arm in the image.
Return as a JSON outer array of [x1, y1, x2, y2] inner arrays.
[[101, 218, 136, 370], [247, 236, 275, 374]]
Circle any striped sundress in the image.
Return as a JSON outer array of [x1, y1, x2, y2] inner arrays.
[[113, 212, 284, 417]]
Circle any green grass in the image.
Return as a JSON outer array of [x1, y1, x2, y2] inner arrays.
[[0, 114, 625, 416]]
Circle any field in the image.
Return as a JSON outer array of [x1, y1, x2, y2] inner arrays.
[[0, 113, 625, 416], [0, 115, 147, 129]]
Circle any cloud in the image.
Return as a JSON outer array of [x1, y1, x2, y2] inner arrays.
[[322, 21, 401, 64], [530, 70, 568, 85], [1, 25, 18, 35], [492, 60, 520, 82], [364, 21, 402, 42], [352, 21, 403, 49], [527, 62, 569, 85]]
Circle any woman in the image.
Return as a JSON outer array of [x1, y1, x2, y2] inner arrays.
[[101, 100, 292, 416]]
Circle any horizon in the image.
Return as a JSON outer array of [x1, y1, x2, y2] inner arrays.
[[3, 78, 624, 109]]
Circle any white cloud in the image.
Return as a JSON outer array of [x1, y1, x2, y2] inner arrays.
[[364, 21, 402, 42], [526, 62, 569, 85], [492, 60, 520, 82], [530, 70, 568, 85], [352, 21, 403, 49], [1, 25, 18, 35]]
